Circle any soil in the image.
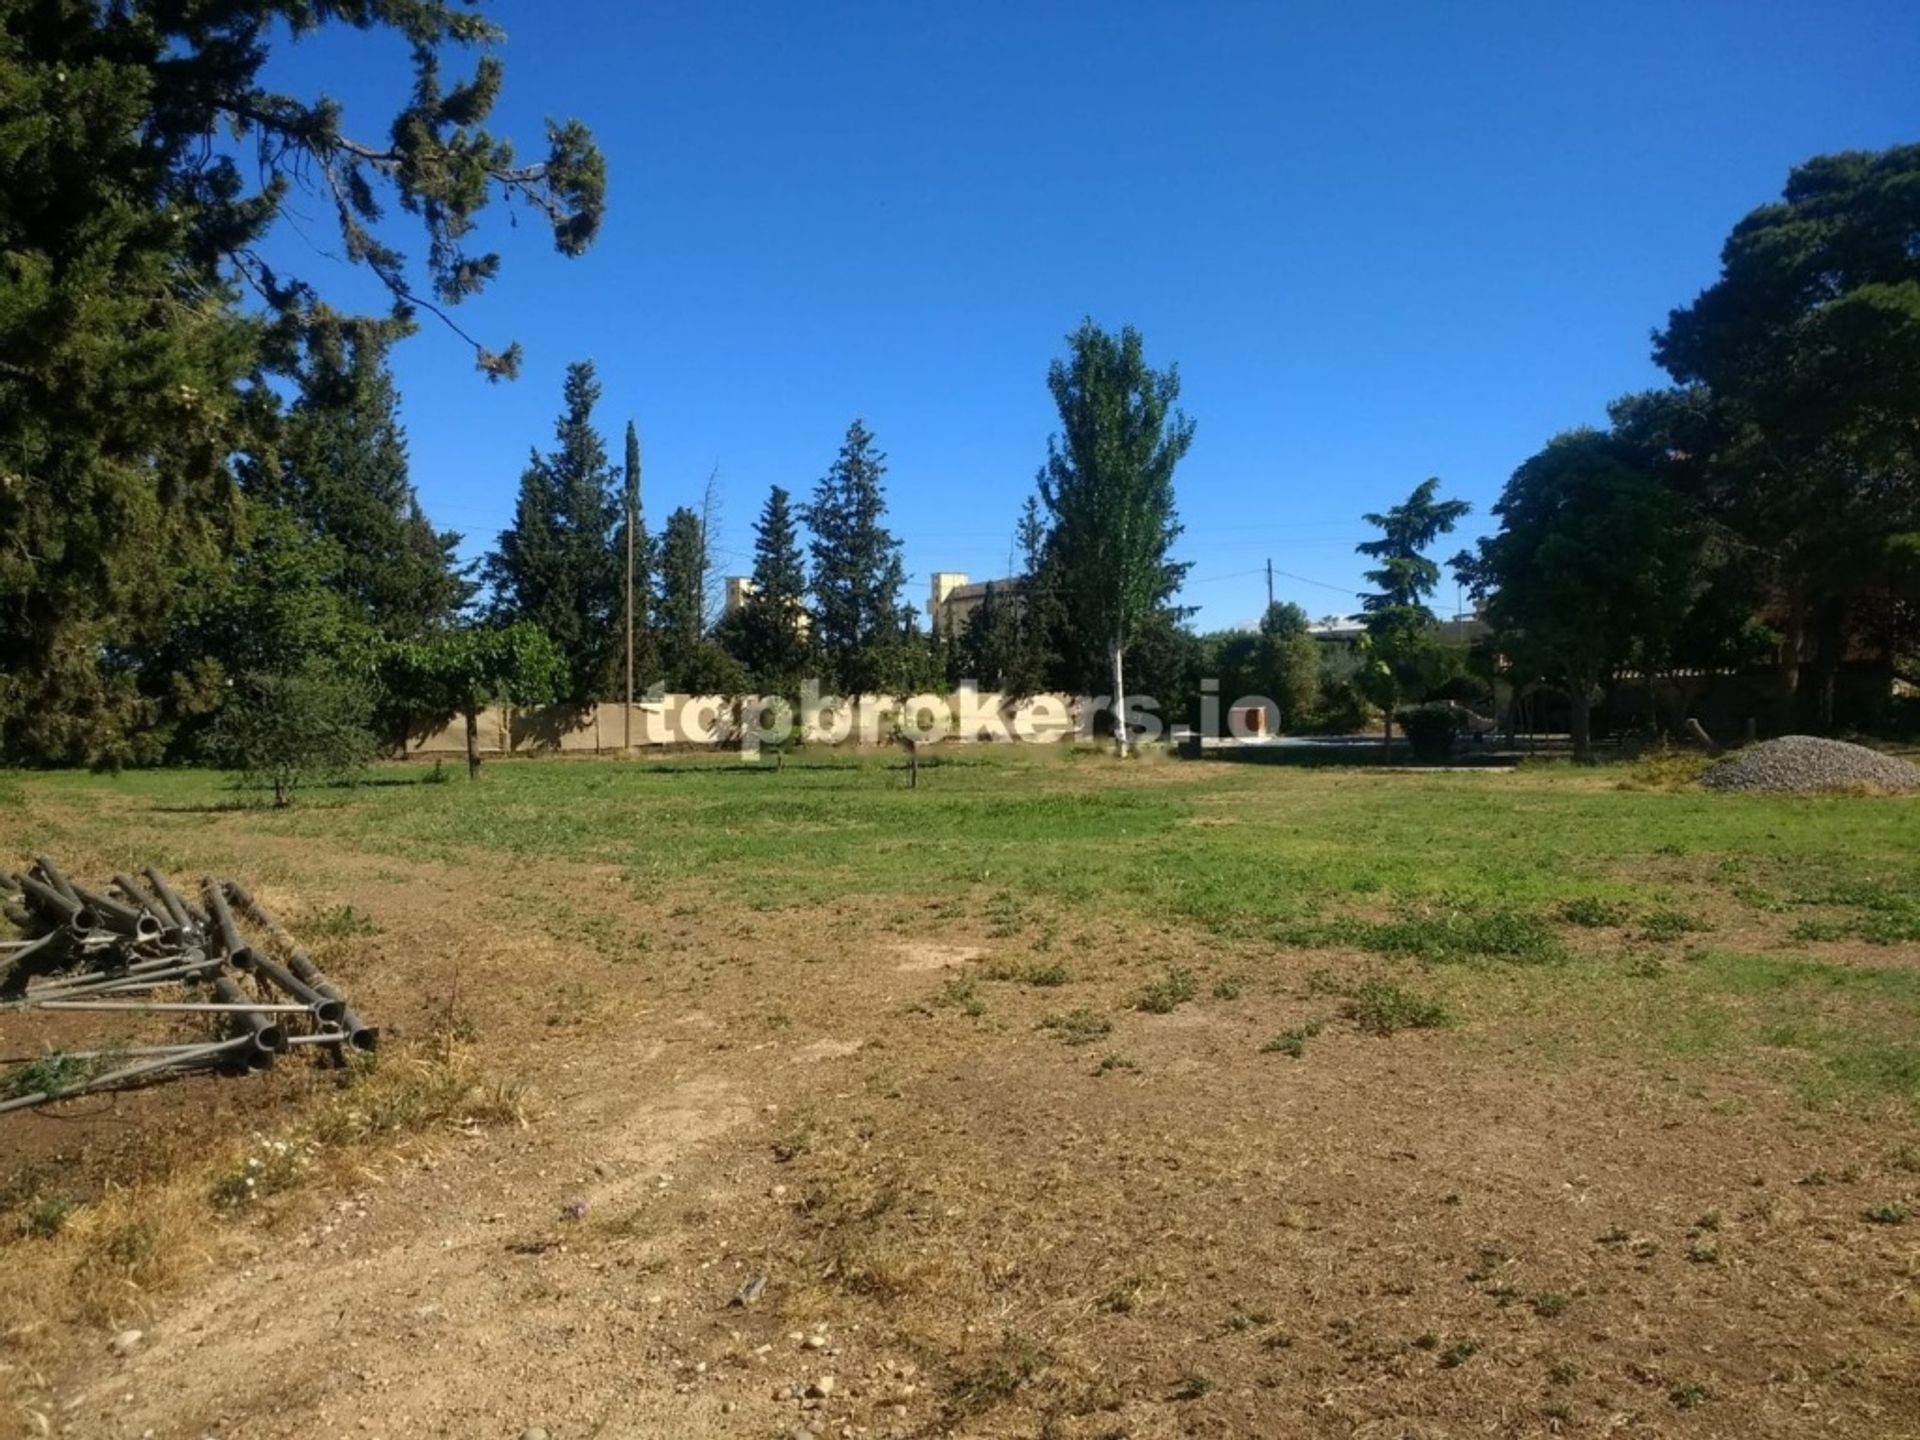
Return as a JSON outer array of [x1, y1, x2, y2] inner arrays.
[[4, 820, 1919, 1439]]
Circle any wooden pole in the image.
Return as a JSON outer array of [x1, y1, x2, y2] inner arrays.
[[625, 422, 638, 755]]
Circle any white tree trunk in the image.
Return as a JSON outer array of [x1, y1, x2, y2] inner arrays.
[[1109, 638, 1129, 758]]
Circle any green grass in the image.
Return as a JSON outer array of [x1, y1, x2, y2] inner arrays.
[[10, 749, 1920, 1113]]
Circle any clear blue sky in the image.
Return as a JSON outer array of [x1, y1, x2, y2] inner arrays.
[[262, 1, 1920, 631]]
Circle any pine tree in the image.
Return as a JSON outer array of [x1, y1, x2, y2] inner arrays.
[[276, 323, 472, 639], [0, 1, 602, 764], [805, 421, 908, 695], [485, 362, 622, 702]]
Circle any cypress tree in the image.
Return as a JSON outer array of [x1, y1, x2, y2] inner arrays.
[[805, 421, 908, 695], [485, 362, 622, 703]]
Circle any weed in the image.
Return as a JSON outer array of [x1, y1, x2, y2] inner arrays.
[[1864, 1203, 1909, 1225], [1686, 1237, 1721, 1264], [1531, 1290, 1571, 1318], [1136, 967, 1199, 1014], [1040, 1009, 1111, 1046], [1212, 976, 1244, 1000], [1096, 1276, 1145, 1313], [1693, 1209, 1722, 1232], [1641, 908, 1708, 941], [209, 1133, 313, 1211], [25, 1193, 75, 1239], [1261, 1021, 1323, 1057], [307, 903, 381, 939], [1669, 1380, 1712, 1409], [1091, 1053, 1137, 1076], [1557, 896, 1628, 927], [947, 1330, 1047, 1415], [1625, 954, 1665, 979], [3, 1051, 102, 1100], [1890, 1146, 1920, 1175], [985, 958, 1072, 986], [1343, 980, 1448, 1036], [1171, 1372, 1213, 1401], [1412, 1332, 1440, 1350], [1438, 1338, 1481, 1368], [772, 1128, 813, 1163], [936, 977, 987, 1017]]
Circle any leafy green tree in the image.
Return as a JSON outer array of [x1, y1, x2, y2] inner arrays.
[[806, 421, 909, 695], [1257, 602, 1323, 732], [209, 667, 380, 807], [0, 1, 602, 764], [377, 624, 566, 779], [1035, 322, 1194, 754], [485, 362, 622, 703], [718, 486, 813, 695], [1353, 478, 1470, 744], [1655, 144, 1920, 725], [1455, 431, 1698, 762]]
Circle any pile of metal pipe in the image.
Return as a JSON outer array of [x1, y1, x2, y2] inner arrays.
[[0, 856, 379, 1114]]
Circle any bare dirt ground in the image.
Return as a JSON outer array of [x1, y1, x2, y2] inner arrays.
[[4, 769, 1919, 1440]]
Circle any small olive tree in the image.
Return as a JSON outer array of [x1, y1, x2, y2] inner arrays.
[[209, 668, 380, 806]]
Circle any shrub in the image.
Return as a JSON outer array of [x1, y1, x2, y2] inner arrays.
[[1397, 702, 1460, 763], [209, 666, 379, 806]]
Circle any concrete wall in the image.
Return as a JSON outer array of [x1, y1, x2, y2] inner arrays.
[[401, 692, 1088, 758]]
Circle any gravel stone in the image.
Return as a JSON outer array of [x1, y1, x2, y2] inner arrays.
[[1699, 736, 1920, 795]]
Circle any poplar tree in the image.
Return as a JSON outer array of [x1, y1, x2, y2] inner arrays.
[[1036, 322, 1194, 754]]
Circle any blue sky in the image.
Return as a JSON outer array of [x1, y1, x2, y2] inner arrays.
[[262, 1, 1920, 631]]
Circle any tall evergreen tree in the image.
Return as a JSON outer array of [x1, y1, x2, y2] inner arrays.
[[719, 486, 813, 694], [274, 322, 472, 639], [805, 421, 908, 695], [655, 507, 709, 681], [616, 420, 661, 689], [1353, 478, 1471, 744], [0, 1, 603, 764], [1036, 322, 1194, 754], [485, 362, 622, 703]]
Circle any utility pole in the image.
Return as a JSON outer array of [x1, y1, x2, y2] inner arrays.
[[624, 420, 640, 755], [1265, 557, 1274, 616]]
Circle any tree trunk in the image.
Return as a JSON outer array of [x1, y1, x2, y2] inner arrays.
[[1382, 711, 1393, 749], [464, 701, 482, 781], [1570, 685, 1594, 765], [1109, 639, 1129, 758]]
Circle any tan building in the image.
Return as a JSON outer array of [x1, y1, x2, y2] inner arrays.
[[929, 572, 1020, 633], [723, 575, 810, 631]]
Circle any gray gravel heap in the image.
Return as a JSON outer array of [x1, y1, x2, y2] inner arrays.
[[1700, 735, 1920, 795]]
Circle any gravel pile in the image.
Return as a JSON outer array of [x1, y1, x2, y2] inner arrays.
[[1700, 735, 1920, 795]]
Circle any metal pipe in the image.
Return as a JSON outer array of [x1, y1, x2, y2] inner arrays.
[[114, 872, 185, 943], [72, 884, 162, 943], [7, 999, 310, 1015], [14, 872, 99, 938], [143, 867, 201, 940], [202, 884, 256, 968], [0, 1038, 248, 1115], [31, 855, 79, 904], [248, 954, 344, 1025], [1, 931, 75, 1000], [22, 948, 208, 994], [211, 976, 287, 1056], [335, 1005, 379, 1053]]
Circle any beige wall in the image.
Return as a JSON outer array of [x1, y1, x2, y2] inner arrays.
[[401, 692, 1087, 757]]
